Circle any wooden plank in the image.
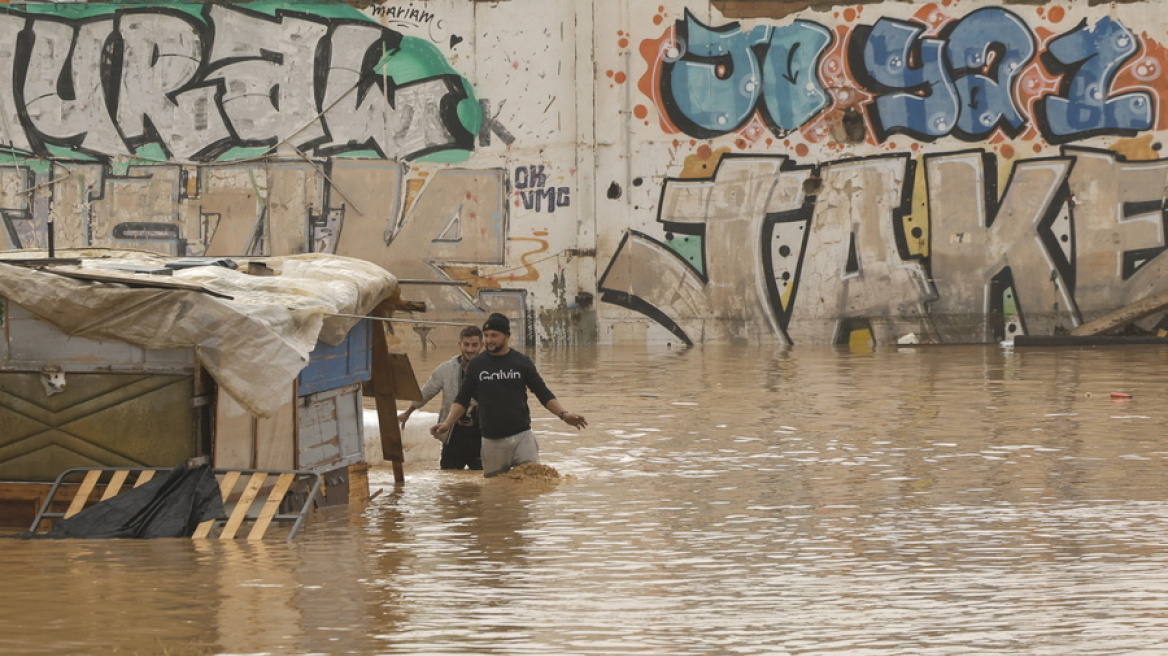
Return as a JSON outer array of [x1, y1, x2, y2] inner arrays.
[[220, 472, 266, 539], [134, 470, 156, 487], [247, 473, 295, 541], [64, 471, 102, 518], [218, 471, 242, 499], [191, 516, 214, 540], [386, 352, 423, 403], [41, 267, 233, 299], [266, 167, 314, 256], [347, 462, 370, 505], [0, 258, 83, 267], [255, 390, 296, 470], [369, 320, 405, 484], [100, 470, 129, 501], [0, 482, 51, 503], [1071, 288, 1168, 336], [193, 471, 241, 539], [215, 390, 257, 470], [3, 483, 50, 532]]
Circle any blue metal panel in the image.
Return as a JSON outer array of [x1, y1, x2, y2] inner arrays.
[[298, 319, 372, 396]]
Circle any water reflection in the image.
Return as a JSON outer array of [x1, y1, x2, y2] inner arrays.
[[3, 344, 1168, 654]]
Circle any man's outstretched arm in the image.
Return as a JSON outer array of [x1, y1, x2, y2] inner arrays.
[[545, 398, 587, 429]]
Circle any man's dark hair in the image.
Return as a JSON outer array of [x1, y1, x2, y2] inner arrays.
[[460, 325, 483, 340]]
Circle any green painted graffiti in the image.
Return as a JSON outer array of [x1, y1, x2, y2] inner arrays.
[[0, 2, 481, 163]]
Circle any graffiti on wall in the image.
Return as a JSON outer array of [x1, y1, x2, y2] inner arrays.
[[643, 7, 1162, 146], [0, 3, 479, 163], [6, 1, 1168, 347], [0, 159, 508, 317], [601, 5, 1168, 345], [513, 165, 571, 213], [598, 146, 1168, 345], [0, 2, 504, 322]]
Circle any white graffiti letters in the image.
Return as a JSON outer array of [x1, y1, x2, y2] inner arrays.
[[24, 18, 130, 156], [927, 152, 1077, 340], [599, 150, 1168, 345], [0, 6, 470, 161], [116, 11, 231, 159], [0, 15, 29, 153], [205, 6, 328, 148]]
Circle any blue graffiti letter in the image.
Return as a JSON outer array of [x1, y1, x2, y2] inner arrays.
[[945, 8, 1035, 139], [854, 18, 960, 141], [758, 21, 832, 132], [1039, 17, 1153, 142], [661, 10, 770, 138]]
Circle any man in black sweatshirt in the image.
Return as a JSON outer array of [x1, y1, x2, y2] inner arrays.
[[431, 313, 587, 477]]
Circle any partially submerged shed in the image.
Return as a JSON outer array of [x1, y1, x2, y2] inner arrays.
[[0, 249, 413, 527]]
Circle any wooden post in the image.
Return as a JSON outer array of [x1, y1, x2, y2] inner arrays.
[[369, 311, 406, 485]]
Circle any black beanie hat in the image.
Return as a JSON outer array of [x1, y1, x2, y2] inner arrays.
[[483, 312, 511, 335]]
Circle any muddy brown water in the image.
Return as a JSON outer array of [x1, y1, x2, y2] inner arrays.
[[3, 344, 1168, 655]]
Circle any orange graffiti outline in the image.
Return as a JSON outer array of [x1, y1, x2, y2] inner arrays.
[[496, 237, 549, 281]]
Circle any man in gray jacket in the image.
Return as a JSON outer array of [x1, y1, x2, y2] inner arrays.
[[398, 325, 484, 469]]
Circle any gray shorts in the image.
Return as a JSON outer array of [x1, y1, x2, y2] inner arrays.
[[481, 429, 540, 477]]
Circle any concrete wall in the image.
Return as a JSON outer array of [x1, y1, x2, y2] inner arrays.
[[2, 1, 1167, 347]]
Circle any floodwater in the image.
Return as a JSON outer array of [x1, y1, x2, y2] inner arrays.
[[4, 343, 1168, 655]]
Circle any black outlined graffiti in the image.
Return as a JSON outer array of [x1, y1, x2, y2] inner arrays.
[[601, 149, 1168, 344], [658, 9, 1157, 146], [0, 5, 477, 162]]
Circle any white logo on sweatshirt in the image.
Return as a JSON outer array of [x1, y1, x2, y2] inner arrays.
[[480, 369, 521, 381]]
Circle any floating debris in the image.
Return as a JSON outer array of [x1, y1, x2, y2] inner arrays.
[[502, 463, 562, 481]]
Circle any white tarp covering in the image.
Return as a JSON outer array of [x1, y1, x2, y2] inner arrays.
[[0, 250, 399, 417]]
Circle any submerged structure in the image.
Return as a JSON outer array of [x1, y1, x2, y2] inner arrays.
[[0, 249, 412, 529]]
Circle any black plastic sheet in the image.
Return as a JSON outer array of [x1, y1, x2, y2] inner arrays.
[[10, 464, 224, 539]]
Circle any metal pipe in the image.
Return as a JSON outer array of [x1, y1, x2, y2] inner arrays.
[[396, 279, 470, 286], [327, 313, 475, 327]]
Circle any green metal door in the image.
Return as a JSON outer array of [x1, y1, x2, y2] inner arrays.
[[0, 372, 195, 482]]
